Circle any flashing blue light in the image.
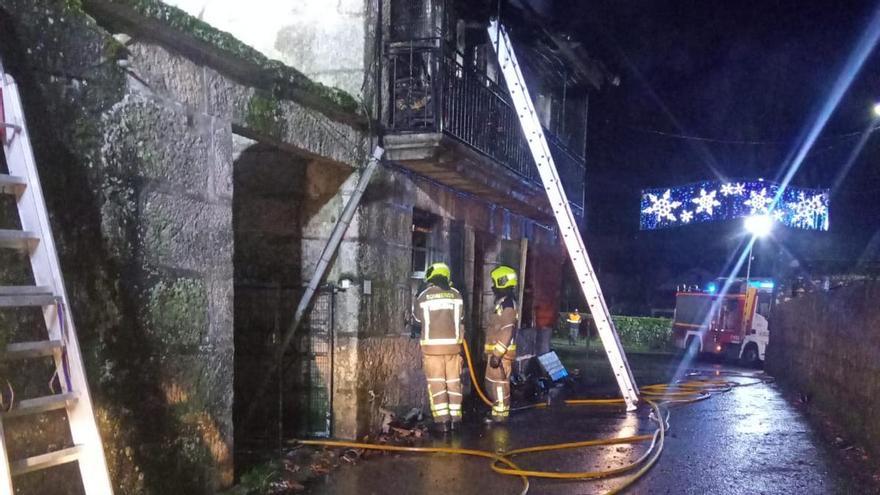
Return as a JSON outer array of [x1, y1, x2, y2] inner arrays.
[[748, 280, 775, 290], [706, 282, 718, 294]]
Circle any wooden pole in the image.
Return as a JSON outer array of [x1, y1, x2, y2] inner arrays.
[[518, 237, 528, 324]]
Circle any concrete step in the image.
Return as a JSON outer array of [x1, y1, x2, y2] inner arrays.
[[10, 445, 83, 476], [2, 340, 63, 360], [2, 392, 78, 419]]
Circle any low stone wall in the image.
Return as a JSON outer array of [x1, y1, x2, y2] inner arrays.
[[766, 281, 880, 453]]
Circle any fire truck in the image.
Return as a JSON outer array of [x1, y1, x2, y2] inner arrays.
[[672, 278, 774, 366]]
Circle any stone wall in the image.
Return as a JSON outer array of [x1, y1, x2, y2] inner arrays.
[[0, 2, 235, 491], [0, 1, 364, 493], [0, 1, 568, 491], [766, 282, 880, 454]]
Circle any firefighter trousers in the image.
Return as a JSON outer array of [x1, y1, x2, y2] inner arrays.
[[423, 353, 463, 423], [484, 357, 512, 418]]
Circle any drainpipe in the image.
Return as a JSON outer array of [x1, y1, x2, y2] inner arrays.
[[376, 0, 384, 147]]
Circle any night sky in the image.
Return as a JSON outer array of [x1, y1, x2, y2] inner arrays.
[[546, 0, 880, 312]]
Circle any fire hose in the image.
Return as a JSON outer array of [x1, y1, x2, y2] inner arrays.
[[298, 340, 773, 494]]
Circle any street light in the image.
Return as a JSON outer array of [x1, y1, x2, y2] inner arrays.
[[873, 102, 880, 118], [744, 214, 773, 238], [743, 214, 773, 284]]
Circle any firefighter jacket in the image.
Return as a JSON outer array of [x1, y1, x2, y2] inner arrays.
[[485, 295, 518, 360], [413, 284, 464, 355]]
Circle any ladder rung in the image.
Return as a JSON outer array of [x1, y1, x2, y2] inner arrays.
[[10, 445, 83, 476], [0, 174, 26, 195], [0, 229, 39, 250], [0, 286, 53, 296], [2, 340, 63, 360], [0, 121, 21, 132], [2, 392, 78, 419], [0, 286, 56, 307]]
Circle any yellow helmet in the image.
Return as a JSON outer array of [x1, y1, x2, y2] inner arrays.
[[425, 262, 451, 283], [491, 265, 517, 289]]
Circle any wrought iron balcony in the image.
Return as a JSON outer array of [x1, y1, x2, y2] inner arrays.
[[386, 44, 586, 217]]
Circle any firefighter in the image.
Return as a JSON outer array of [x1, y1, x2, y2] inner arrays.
[[413, 262, 465, 433], [484, 265, 519, 423], [567, 308, 582, 345]]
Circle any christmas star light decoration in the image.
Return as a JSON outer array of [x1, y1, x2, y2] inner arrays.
[[642, 189, 682, 222], [691, 188, 721, 216]]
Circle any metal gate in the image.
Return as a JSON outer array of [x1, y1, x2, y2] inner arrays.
[[285, 288, 333, 438]]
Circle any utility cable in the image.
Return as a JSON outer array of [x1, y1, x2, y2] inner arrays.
[[614, 122, 880, 146]]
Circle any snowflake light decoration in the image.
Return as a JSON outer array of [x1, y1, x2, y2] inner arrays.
[[772, 209, 786, 222], [788, 193, 828, 227], [720, 182, 746, 197], [640, 179, 829, 231], [691, 188, 721, 216], [680, 210, 694, 223], [744, 188, 773, 214], [642, 189, 682, 222]]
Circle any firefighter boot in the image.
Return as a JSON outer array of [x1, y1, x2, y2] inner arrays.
[[450, 419, 461, 432], [433, 420, 451, 435]]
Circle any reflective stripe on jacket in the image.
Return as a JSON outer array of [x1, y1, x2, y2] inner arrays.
[[485, 295, 518, 360], [413, 284, 464, 355]]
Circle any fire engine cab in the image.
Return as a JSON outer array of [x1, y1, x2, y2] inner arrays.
[[672, 278, 774, 366]]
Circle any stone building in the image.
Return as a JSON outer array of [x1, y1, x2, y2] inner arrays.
[[0, 0, 609, 492]]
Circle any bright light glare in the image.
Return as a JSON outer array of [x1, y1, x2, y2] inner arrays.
[[874, 102, 880, 117], [744, 214, 773, 237]]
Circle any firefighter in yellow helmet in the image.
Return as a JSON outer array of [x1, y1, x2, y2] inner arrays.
[[412, 262, 465, 434], [484, 265, 519, 423]]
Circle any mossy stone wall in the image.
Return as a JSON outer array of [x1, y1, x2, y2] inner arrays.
[[0, 1, 233, 492]]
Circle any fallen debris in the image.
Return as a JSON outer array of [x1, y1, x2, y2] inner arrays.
[[229, 409, 431, 493]]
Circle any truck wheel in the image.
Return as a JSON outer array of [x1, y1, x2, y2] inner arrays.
[[740, 344, 760, 368]]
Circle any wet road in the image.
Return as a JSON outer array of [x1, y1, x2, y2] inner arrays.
[[305, 357, 863, 494]]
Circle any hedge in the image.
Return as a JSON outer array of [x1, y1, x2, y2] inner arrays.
[[557, 313, 674, 352]]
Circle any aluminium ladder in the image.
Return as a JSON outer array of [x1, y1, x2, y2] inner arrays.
[[0, 64, 113, 493], [488, 21, 641, 410]]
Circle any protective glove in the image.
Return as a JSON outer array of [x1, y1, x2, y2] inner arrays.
[[489, 355, 501, 369]]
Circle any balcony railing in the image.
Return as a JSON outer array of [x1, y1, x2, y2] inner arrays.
[[387, 44, 586, 214]]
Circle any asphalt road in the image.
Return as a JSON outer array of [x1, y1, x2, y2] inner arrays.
[[304, 354, 867, 494]]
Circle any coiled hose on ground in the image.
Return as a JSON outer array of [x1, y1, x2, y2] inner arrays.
[[298, 340, 773, 494]]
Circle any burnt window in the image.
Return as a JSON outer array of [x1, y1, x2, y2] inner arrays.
[[412, 208, 440, 277], [390, 0, 441, 42]]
